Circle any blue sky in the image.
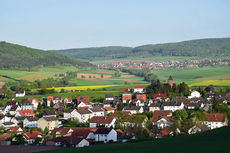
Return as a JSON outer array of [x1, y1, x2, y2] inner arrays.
[[0, 0, 230, 50]]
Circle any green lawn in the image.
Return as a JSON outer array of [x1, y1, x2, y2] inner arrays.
[[38, 126, 230, 153]]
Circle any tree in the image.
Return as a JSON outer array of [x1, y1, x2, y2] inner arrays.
[[50, 100, 54, 107], [11, 134, 25, 145], [38, 102, 42, 110], [174, 109, 188, 120], [44, 127, 49, 134]]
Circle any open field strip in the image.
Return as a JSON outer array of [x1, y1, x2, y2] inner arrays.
[[47, 85, 118, 91], [189, 80, 230, 86]]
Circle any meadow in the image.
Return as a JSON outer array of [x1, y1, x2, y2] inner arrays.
[[152, 66, 230, 85], [38, 126, 230, 153], [0, 66, 78, 82]]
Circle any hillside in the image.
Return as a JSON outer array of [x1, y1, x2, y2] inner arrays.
[[0, 41, 92, 69], [38, 126, 230, 153], [51, 46, 133, 61], [51, 37, 230, 61]]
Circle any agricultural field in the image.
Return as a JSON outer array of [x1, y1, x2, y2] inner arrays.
[[189, 80, 230, 87], [71, 68, 148, 86], [47, 85, 118, 91], [38, 126, 230, 153], [0, 66, 78, 82], [151, 66, 230, 86]]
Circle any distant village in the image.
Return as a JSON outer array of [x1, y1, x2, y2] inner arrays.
[[97, 58, 230, 70], [0, 76, 230, 148]]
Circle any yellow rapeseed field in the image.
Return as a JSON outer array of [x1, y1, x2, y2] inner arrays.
[[47, 85, 118, 91], [190, 80, 230, 86]]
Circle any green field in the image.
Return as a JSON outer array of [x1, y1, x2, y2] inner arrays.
[[152, 66, 230, 85], [0, 66, 78, 82], [38, 126, 230, 153]]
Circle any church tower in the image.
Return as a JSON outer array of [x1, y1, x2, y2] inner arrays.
[[168, 75, 173, 88]]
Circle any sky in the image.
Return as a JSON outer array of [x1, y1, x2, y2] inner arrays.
[[0, 0, 230, 50]]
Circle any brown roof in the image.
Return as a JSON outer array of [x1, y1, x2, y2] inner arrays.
[[76, 109, 92, 114], [205, 113, 226, 122], [23, 131, 43, 140], [89, 116, 115, 124], [0, 133, 11, 141], [43, 116, 58, 121], [152, 110, 172, 122]]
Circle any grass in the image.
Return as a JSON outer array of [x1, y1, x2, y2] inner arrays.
[[38, 126, 230, 153], [0, 66, 78, 82], [152, 66, 230, 85], [189, 80, 230, 86]]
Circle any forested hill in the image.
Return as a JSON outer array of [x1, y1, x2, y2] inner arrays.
[[51, 46, 133, 61], [51, 38, 230, 61], [0, 41, 92, 69]]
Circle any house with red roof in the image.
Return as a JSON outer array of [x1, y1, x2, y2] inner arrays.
[[152, 110, 173, 129], [154, 94, 167, 100], [102, 107, 115, 115], [8, 126, 24, 134], [202, 113, 227, 129], [77, 96, 91, 107], [122, 93, 132, 103], [26, 98, 39, 109], [64, 98, 72, 103], [136, 94, 147, 101], [16, 110, 35, 117], [23, 131, 44, 144], [134, 86, 145, 93], [89, 116, 116, 128]]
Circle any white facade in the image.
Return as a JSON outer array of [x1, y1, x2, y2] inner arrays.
[[188, 91, 201, 99], [0, 116, 11, 126], [202, 120, 227, 130], [155, 118, 173, 129], [75, 139, 89, 148], [134, 88, 144, 93], [23, 118, 37, 128], [95, 129, 117, 142], [15, 91, 25, 97], [163, 103, 184, 112]]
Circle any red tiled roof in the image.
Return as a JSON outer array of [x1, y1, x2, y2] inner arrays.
[[122, 94, 132, 101], [119, 88, 128, 91], [115, 129, 124, 136], [18, 110, 35, 116], [47, 96, 54, 101], [23, 131, 43, 140], [205, 113, 226, 122], [160, 127, 174, 137], [0, 133, 11, 141], [154, 94, 167, 99], [102, 107, 115, 111], [136, 94, 147, 101], [134, 86, 145, 89], [152, 110, 172, 122], [9, 126, 22, 132], [77, 96, 90, 105], [89, 116, 115, 124]]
